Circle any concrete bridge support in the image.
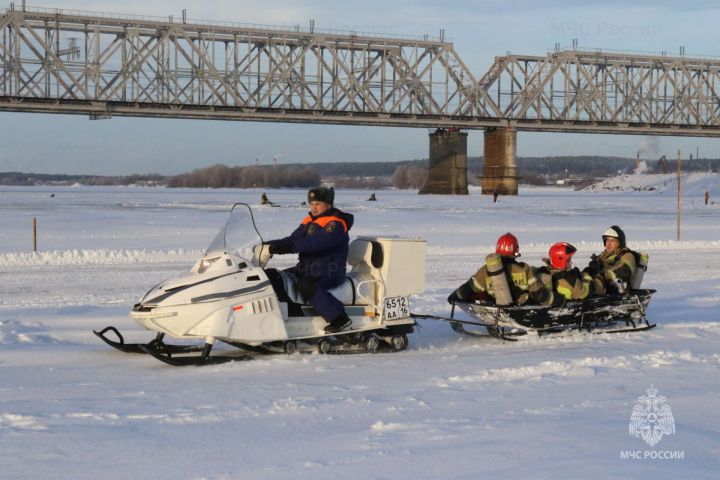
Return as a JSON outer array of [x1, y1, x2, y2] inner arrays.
[[419, 129, 468, 195], [482, 127, 518, 196]]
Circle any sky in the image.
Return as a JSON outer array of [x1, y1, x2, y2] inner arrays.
[[1, 0, 719, 175]]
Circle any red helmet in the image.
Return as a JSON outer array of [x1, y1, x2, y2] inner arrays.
[[496, 233, 520, 257], [549, 242, 577, 270]]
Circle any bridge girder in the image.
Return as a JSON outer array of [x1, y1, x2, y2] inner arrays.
[[2, 6, 720, 136]]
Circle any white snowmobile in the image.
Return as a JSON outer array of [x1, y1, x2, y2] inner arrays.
[[413, 253, 655, 340], [95, 203, 426, 365]]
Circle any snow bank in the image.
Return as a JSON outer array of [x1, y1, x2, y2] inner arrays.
[[3, 240, 717, 268], [587, 171, 720, 196], [0, 248, 202, 267]]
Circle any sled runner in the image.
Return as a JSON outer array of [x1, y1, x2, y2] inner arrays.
[[94, 203, 425, 366], [414, 289, 656, 341]]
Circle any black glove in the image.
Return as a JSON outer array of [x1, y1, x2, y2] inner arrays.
[[587, 254, 601, 271], [447, 290, 460, 304], [267, 240, 294, 255], [584, 261, 600, 276], [550, 292, 566, 308]]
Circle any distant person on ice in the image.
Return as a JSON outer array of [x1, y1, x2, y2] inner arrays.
[[253, 187, 355, 334], [537, 242, 593, 306], [447, 233, 550, 306], [584, 225, 636, 295], [260, 192, 272, 205]]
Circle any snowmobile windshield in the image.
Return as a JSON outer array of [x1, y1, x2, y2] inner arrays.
[[205, 203, 262, 261]]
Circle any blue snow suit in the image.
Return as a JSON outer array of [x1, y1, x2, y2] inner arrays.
[[265, 208, 354, 321]]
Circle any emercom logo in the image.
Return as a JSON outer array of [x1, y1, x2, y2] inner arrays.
[[629, 385, 675, 447]]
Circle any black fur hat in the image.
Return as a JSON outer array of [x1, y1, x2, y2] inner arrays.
[[308, 186, 334, 205], [602, 225, 626, 248]]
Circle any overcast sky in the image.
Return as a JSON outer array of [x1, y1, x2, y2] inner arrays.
[[1, 0, 718, 174]]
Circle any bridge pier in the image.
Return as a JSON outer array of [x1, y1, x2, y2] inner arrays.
[[419, 128, 468, 195], [482, 127, 518, 196]]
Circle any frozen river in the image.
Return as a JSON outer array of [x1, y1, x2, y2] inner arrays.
[[1, 184, 719, 479]]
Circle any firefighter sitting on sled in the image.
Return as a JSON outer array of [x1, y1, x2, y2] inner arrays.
[[447, 233, 551, 306], [584, 225, 638, 295], [537, 242, 594, 306]]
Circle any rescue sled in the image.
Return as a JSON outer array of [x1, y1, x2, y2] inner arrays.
[[95, 203, 426, 365], [458, 288, 656, 339], [413, 248, 655, 340], [414, 289, 656, 341]]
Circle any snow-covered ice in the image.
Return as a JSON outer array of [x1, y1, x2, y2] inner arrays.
[[1, 180, 719, 479]]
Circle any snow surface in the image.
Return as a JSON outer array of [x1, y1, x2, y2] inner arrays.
[[587, 170, 720, 198], [2, 181, 720, 480]]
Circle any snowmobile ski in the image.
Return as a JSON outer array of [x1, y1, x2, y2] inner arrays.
[[138, 344, 254, 366], [93, 326, 204, 354]]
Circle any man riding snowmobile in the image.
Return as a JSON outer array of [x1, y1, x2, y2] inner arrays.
[[537, 242, 593, 306], [447, 232, 551, 306], [254, 186, 355, 334], [584, 225, 637, 295]]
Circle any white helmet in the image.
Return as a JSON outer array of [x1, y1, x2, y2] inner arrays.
[[602, 225, 626, 248]]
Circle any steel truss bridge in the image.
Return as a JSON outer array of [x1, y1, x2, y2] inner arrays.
[[2, 5, 720, 136]]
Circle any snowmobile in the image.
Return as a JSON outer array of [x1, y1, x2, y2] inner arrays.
[[94, 203, 426, 365], [413, 253, 656, 340]]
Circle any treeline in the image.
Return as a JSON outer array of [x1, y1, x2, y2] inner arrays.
[[4, 156, 717, 189], [0, 172, 164, 186], [166, 164, 321, 188], [296, 161, 419, 177], [470, 156, 637, 178], [276, 156, 640, 179], [166, 164, 414, 189]]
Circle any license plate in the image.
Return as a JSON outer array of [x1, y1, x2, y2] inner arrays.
[[384, 296, 409, 320]]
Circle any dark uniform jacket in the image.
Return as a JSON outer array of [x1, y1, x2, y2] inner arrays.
[[597, 248, 636, 285], [537, 263, 592, 305], [585, 248, 637, 295], [266, 208, 354, 283]]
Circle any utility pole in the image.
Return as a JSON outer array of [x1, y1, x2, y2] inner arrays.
[[676, 150, 682, 241]]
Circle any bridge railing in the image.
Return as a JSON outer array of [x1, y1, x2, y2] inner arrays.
[[6, 4, 445, 43]]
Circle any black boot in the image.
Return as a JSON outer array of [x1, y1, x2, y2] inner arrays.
[[324, 312, 352, 334]]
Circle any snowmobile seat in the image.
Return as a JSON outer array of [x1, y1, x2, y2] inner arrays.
[[272, 239, 384, 308], [276, 270, 376, 307]]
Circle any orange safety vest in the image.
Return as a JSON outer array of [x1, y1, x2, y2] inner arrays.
[[300, 215, 348, 233]]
